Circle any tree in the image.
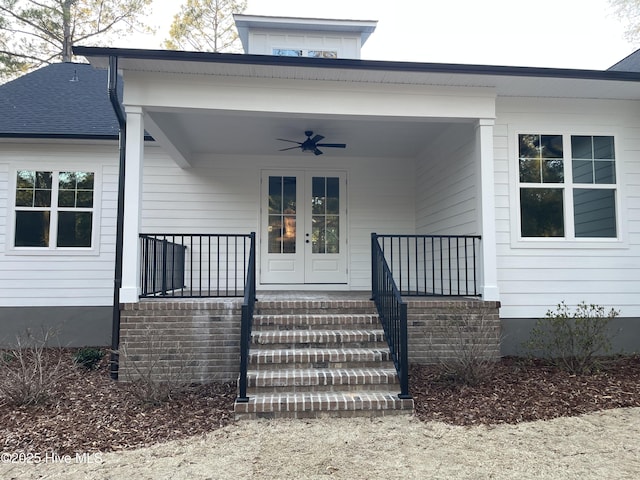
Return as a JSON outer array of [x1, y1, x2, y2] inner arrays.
[[610, 0, 640, 43], [164, 0, 246, 53], [0, 0, 153, 80]]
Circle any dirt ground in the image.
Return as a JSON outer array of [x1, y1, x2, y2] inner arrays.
[[3, 407, 639, 480]]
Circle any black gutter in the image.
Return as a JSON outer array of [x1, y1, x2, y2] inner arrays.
[[108, 55, 127, 381], [74, 45, 640, 83], [0, 133, 153, 141], [0, 133, 120, 140]]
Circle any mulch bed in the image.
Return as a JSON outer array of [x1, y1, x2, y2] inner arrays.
[[411, 355, 640, 425], [0, 349, 235, 456], [1, 350, 639, 455]]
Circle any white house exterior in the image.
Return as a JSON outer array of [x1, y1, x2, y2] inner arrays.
[[1, 15, 639, 353]]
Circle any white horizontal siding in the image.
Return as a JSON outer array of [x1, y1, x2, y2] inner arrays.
[[416, 123, 479, 235], [0, 142, 118, 307], [494, 97, 640, 318], [140, 147, 416, 291]]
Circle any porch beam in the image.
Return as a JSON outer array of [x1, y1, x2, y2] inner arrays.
[[476, 118, 500, 301], [120, 105, 145, 303], [143, 111, 192, 168]]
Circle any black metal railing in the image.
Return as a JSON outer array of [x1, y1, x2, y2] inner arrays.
[[373, 233, 481, 297], [371, 234, 411, 399], [139, 235, 186, 296], [237, 232, 256, 403], [140, 233, 254, 298]]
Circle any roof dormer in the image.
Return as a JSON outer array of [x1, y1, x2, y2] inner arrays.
[[233, 14, 377, 59]]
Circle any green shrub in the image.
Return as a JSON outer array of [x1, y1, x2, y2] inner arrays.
[[73, 347, 104, 370], [526, 301, 619, 374]]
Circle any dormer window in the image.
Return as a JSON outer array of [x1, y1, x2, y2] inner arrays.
[[234, 15, 377, 60], [273, 48, 338, 58]]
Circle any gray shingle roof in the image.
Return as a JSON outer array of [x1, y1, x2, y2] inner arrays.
[[608, 48, 640, 72], [0, 62, 119, 138]]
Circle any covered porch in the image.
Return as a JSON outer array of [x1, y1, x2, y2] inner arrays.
[[76, 49, 500, 304], [77, 48, 502, 414]]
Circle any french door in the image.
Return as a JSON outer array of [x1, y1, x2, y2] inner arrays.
[[260, 171, 347, 284]]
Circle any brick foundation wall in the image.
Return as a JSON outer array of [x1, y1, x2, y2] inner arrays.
[[119, 299, 243, 383], [118, 298, 501, 384], [407, 300, 501, 365]]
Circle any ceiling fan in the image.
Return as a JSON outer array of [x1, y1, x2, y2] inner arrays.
[[277, 130, 346, 156]]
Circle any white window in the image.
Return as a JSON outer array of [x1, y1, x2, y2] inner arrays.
[[13, 170, 96, 249], [518, 134, 617, 239], [272, 48, 337, 58]]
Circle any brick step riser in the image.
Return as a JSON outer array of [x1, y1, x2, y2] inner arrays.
[[253, 318, 381, 330], [234, 393, 414, 420], [249, 360, 395, 370], [250, 341, 389, 350], [255, 308, 377, 315], [245, 382, 400, 394], [236, 409, 410, 420], [254, 323, 380, 331], [245, 372, 400, 392]]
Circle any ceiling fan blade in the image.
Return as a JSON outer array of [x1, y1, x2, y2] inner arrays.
[[277, 138, 302, 144], [310, 134, 325, 143], [279, 146, 301, 151], [316, 143, 346, 148], [314, 148, 323, 155]]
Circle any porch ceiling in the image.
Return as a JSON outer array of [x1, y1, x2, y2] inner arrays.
[[145, 108, 457, 160]]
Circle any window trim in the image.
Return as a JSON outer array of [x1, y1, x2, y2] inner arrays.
[[509, 129, 627, 250], [5, 164, 102, 256]]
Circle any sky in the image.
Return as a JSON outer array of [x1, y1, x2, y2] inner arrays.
[[126, 0, 637, 70]]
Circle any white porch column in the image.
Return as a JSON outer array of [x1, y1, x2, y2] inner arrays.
[[120, 106, 145, 303], [476, 118, 500, 301]]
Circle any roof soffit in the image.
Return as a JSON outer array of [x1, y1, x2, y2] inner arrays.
[[80, 52, 640, 101]]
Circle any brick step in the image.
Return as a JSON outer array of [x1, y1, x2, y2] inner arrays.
[[255, 300, 377, 316], [249, 347, 394, 369], [246, 367, 399, 394], [253, 313, 380, 330], [234, 391, 414, 419], [251, 329, 387, 349]]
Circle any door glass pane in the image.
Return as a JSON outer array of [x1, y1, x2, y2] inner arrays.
[[326, 215, 339, 253], [312, 216, 325, 254], [311, 177, 339, 254], [268, 216, 283, 253], [268, 176, 296, 253], [268, 177, 282, 214], [283, 177, 296, 214], [326, 177, 339, 214], [282, 215, 296, 253], [312, 177, 325, 214]]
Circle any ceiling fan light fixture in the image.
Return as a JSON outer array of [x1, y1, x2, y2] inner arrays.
[[277, 131, 346, 155]]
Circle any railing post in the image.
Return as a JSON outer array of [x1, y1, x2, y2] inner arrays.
[[398, 302, 411, 399], [161, 238, 168, 296], [371, 233, 378, 301], [238, 304, 250, 402], [237, 232, 256, 403]]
